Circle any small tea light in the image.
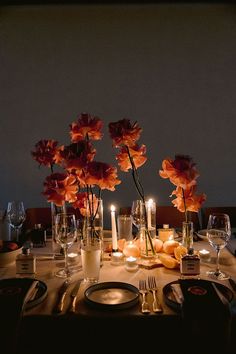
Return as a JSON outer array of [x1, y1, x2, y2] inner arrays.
[[199, 249, 211, 262], [68, 252, 79, 263], [125, 256, 138, 272], [111, 251, 124, 265]]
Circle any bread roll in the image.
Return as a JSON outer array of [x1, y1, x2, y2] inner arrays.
[[158, 253, 179, 269]]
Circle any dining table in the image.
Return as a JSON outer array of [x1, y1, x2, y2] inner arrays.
[[1, 232, 236, 354]]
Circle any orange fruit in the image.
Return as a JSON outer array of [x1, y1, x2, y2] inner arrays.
[[174, 245, 188, 261]]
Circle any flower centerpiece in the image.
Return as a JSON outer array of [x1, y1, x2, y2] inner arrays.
[[31, 113, 121, 243], [159, 154, 206, 250], [108, 118, 156, 258]]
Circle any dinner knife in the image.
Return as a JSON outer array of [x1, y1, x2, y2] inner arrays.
[[68, 279, 83, 313], [53, 279, 70, 314]]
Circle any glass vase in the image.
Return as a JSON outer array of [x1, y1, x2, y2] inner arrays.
[[83, 198, 104, 265], [181, 221, 193, 251], [138, 226, 156, 259]]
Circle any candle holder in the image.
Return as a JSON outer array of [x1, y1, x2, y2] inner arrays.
[[199, 249, 211, 262], [111, 251, 124, 265], [125, 256, 138, 272]]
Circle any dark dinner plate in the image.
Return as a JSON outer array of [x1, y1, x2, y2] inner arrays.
[[25, 279, 48, 310], [163, 279, 234, 312], [84, 281, 139, 310]]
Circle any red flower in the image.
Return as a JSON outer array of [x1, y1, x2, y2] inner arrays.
[[109, 119, 142, 147], [116, 144, 147, 172], [70, 113, 103, 142]]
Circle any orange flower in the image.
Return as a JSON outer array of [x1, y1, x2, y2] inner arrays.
[[159, 155, 199, 188], [108, 119, 142, 147], [171, 186, 206, 213], [43, 173, 78, 206], [84, 161, 121, 191], [31, 139, 60, 168], [159, 154, 206, 221], [72, 192, 99, 217], [116, 144, 147, 172], [70, 113, 103, 142]]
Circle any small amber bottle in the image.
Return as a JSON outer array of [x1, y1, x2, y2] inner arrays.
[[180, 248, 200, 279], [16, 247, 36, 277]]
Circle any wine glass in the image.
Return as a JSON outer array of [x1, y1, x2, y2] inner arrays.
[[54, 213, 77, 278], [6, 201, 26, 242], [206, 213, 231, 280], [131, 200, 145, 235]]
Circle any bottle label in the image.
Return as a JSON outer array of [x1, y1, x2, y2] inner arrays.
[[180, 256, 200, 275]]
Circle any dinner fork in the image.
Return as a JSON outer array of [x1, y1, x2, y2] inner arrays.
[[148, 276, 163, 313], [139, 279, 150, 314]]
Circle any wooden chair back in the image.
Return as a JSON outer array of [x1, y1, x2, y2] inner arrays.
[[201, 206, 236, 229]]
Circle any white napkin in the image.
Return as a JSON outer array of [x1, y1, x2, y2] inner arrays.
[[171, 283, 184, 304]]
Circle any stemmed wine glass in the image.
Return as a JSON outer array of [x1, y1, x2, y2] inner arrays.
[[206, 213, 231, 280], [6, 201, 26, 242], [54, 213, 77, 278], [131, 200, 145, 236]]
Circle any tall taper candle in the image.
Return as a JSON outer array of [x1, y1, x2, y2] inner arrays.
[[110, 205, 118, 251]]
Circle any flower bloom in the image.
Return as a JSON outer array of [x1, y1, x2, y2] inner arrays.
[[43, 173, 78, 206], [159, 155, 199, 188], [31, 139, 60, 168], [72, 192, 99, 217], [84, 161, 121, 191], [70, 113, 103, 142], [116, 144, 147, 171], [159, 154, 206, 220], [171, 186, 207, 213], [109, 119, 142, 147]]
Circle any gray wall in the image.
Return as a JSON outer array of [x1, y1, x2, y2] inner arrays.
[[1, 3, 236, 228]]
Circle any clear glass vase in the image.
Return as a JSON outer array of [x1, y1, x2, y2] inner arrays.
[[138, 226, 156, 259], [181, 221, 193, 251], [83, 198, 104, 265]]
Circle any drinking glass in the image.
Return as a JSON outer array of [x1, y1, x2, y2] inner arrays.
[[206, 213, 231, 280], [6, 201, 26, 242], [54, 213, 77, 278], [81, 232, 102, 283], [131, 200, 145, 234]]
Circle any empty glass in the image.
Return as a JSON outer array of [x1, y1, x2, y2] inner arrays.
[[6, 201, 26, 242], [206, 213, 231, 280], [117, 215, 133, 241], [54, 213, 77, 278]]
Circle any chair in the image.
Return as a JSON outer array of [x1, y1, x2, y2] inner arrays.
[[156, 206, 201, 231], [201, 206, 236, 229], [23, 207, 52, 231], [23, 206, 79, 231]]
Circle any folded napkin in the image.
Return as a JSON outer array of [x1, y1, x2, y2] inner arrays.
[[179, 279, 232, 353], [0, 278, 39, 354]]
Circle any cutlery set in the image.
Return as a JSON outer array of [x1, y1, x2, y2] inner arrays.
[[53, 278, 83, 314], [139, 276, 163, 314]]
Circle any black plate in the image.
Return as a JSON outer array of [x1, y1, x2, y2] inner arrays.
[[25, 279, 48, 310], [84, 281, 139, 310], [163, 279, 234, 312]]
